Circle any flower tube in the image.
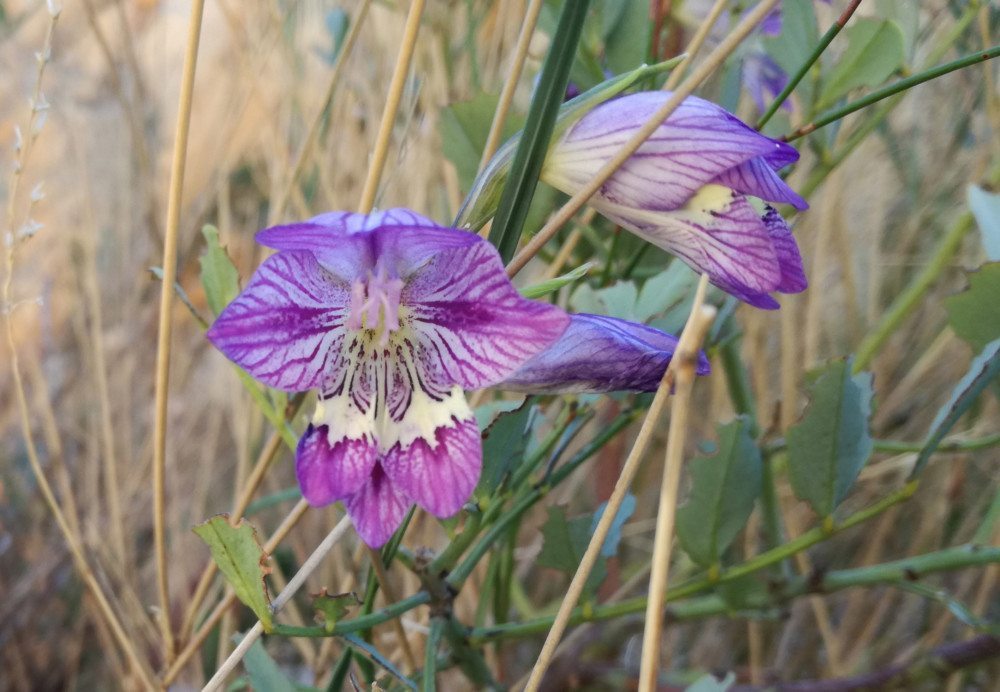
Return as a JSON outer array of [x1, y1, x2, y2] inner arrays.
[[541, 91, 808, 309]]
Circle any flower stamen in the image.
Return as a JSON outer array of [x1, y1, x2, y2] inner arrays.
[[346, 265, 405, 347]]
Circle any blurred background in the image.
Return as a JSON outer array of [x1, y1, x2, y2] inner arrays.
[[0, 0, 997, 689]]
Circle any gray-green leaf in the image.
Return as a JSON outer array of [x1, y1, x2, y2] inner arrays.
[[676, 417, 763, 568], [787, 360, 874, 518]]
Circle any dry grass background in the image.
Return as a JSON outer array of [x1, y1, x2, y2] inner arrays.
[[0, 0, 997, 689]]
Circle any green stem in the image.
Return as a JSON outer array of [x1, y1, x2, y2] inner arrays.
[[756, 0, 864, 130], [471, 542, 998, 642], [487, 0, 591, 261], [423, 618, 445, 691], [766, 433, 1000, 456], [786, 45, 1000, 141], [272, 592, 431, 638]]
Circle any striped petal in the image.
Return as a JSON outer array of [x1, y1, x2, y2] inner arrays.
[[712, 156, 807, 210], [543, 91, 800, 212], [206, 250, 350, 392], [592, 185, 803, 309], [256, 209, 478, 282], [296, 398, 377, 505], [500, 313, 710, 393], [344, 462, 411, 548], [405, 237, 570, 389], [381, 388, 481, 518]]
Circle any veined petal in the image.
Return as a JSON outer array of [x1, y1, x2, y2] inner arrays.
[[381, 388, 480, 518], [500, 313, 710, 393], [405, 238, 570, 389], [712, 156, 808, 210], [206, 250, 350, 391], [592, 185, 794, 309], [344, 463, 411, 548], [296, 396, 377, 505], [763, 206, 808, 293], [543, 91, 798, 212], [257, 211, 480, 283]]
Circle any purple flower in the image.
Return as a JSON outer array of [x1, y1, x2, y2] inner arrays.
[[207, 209, 707, 547], [743, 52, 791, 113], [541, 91, 808, 309]]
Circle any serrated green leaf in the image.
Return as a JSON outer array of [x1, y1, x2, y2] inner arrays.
[[946, 263, 1000, 352], [818, 18, 905, 109], [193, 515, 273, 632], [199, 225, 241, 317], [787, 360, 874, 518], [967, 187, 1000, 261], [676, 418, 763, 567], [311, 589, 361, 633], [241, 639, 316, 692], [476, 401, 536, 495], [912, 339, 1000, 478], [520, 262, 594, 299]]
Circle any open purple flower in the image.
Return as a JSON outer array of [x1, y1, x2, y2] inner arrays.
[[542, 91, 808, 309], [207, 209, 707, 547]]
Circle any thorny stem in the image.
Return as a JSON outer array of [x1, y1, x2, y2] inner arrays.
[[152, 0, 206, 662], [504, 0, 782, 279], [756, 0, 865, 130]]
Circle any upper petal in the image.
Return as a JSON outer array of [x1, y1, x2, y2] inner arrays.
[[381, 389, 481, 518], [499, 313, 710, 394], [712, 156, 808, 210], [206, 250, 350, 391], [405, 237, 570, 389], [256, 210, 479, 282], [543, 91, 799, 212]]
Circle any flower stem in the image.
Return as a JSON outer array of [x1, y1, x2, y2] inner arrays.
[[756, 0, 864, 130], [785, 45, 1000, 141], [423, 618, 445, 691]]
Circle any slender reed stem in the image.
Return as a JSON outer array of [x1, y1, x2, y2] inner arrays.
[[269, 0, 373, 224], [366, 546, 420, 673], [202, 515, 353, 691], [785, 45, 1000, 141], [478, 0, 545, 171], [151, 0, 206, 661], [638, 281, 715, 691], [357, 0, 427, 213], [756, 0, 864, 130], [505, 0, 782, 279], [423, 618, 445, 691], [522, 274, 714, 692], [662, 0, 728, 91]]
